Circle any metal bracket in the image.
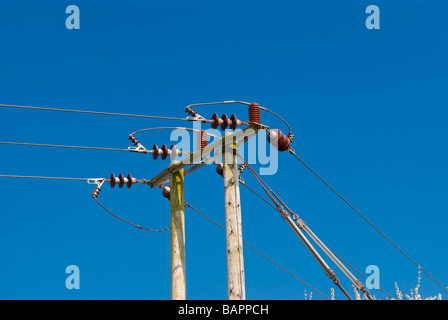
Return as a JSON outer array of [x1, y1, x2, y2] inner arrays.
[[87, 178, 105, 188], [128, 143, 149, 153], [88, 178, 105, 198]]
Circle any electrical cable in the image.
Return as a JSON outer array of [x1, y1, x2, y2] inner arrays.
[[239, 180, 277, 210], [0, 174, 89, 181], [130, 126, 220, 138], [238, 158, 369, 299], [288, 148, 448, 294], [240, 178, 393, 299], [0, 103, 212, 123], [0, 174, 168, 232], [239, 167, 353, 299], [184, 201, 331, 300], [258, 106, 293, 136], [0, 141, 142, 153], [93, 197, 169, 232], [184, 100, 293, 136]]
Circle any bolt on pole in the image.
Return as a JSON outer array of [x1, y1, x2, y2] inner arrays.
[[170, 164, 186, 300], [223, 134, 246, 300]]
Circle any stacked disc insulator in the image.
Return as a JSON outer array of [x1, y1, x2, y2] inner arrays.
[[109, 173, 137, 188]]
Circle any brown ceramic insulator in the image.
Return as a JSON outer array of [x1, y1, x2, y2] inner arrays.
[[162, 187, 170, 200], [118, 173, 125, 188], [161, 144, 169, 160], [196, 130, 208, 152], [152, 144, 159, 160], [267, 129, 290, 152], [110, 173, 116, 188], [248, 102, 261, 123], [211, 113, 220, 129], [216, 163, 223, 176], [220, 114, 229, 130], [277, 132, 290, 151], [126, 173, 133, 188], [230, 114, 238, 130]]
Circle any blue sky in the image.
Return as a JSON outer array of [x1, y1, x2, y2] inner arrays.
[[0, 0, 447, 300]]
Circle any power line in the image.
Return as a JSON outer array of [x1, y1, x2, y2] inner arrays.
[[130, 126, 220, 138], [239, 158, 357, 299], [0, 103, 211, 123], [3, 99, 445, 297], [0, 174, 169, 232], [0, 141, 140, 153], [240, 180, 277, 210], [94, 197, 169, 233], [288, 148, 448, 294], [0, 174, 89, 181], [184, 202, 331, 300], [0, 172, 331, 299], [185, 100, 293, 135], [240, 178, 394, 299]]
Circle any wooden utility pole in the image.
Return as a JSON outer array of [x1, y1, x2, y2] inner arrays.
[[170, 164, 186, 300], [223, 135, 246, 300], [147, 126, 257, 300]]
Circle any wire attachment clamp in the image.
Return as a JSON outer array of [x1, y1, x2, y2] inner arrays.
[[88, 178, 105, 198]]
